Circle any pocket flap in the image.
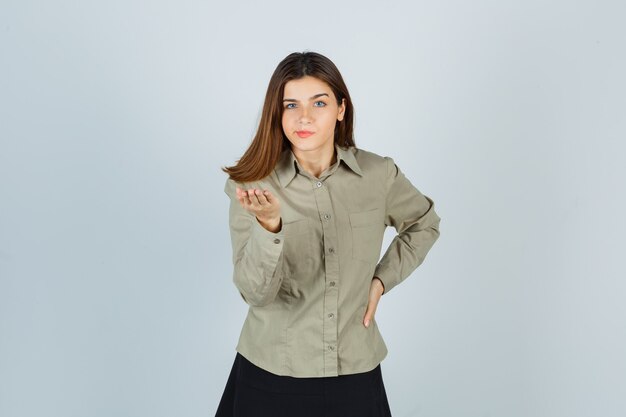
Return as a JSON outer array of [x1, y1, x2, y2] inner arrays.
[[283, 218, 311, 236]]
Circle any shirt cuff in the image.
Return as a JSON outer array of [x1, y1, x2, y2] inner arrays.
[[249, 216, 284, 266]]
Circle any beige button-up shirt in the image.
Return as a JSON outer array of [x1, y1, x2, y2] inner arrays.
[[223, 143, 441, 377]]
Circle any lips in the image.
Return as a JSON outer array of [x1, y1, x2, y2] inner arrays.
[[296, 130, 314, 138]]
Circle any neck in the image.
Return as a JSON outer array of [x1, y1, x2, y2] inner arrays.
[[294, 144, 337, 178]]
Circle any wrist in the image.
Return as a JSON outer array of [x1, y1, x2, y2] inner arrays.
[[257, 216, 282, 233], [373, 276, 385, 295]]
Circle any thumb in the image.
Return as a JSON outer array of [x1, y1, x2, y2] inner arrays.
[[363, 303, 373, 328]]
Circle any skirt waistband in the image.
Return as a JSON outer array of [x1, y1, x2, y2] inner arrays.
[[236, 352, 382, 396]]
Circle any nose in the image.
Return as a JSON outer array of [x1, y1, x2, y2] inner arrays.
[[298, 107, 312, 125]]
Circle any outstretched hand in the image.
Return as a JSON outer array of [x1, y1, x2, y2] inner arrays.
[[363, 277, 385, 327], [235, 186, 282, 232]]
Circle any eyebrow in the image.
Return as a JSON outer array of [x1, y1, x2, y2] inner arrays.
[[282, 93, 330, 102]]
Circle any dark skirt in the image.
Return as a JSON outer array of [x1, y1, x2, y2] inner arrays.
[[215, 352, 393, 417]]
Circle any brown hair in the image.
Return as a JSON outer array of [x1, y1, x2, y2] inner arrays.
[[221, 51, 355, 183]]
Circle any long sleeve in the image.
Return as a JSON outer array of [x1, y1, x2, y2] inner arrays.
[[223, 178, 286, 307], [373, 157, 441, 295]]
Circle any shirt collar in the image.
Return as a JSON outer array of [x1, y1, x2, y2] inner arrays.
[[275, 143, 363, 188]]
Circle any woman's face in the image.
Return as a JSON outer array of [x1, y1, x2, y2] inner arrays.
[[281, 75, 346, 155]]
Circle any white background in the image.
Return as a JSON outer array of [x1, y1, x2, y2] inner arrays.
[[1, 1, 625, 416]]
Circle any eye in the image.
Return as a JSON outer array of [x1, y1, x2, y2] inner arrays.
[[284, 103, 296, 109], [314, 101, 327, 107]]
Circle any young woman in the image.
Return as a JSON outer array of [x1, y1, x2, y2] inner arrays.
[[215, 51, 441, 417]]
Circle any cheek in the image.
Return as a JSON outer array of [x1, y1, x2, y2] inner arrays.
[[282, 115, 297, 137], [282, 112, 294, 125], [320, 113, 339, 129]]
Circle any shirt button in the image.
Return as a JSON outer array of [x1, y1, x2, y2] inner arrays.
[[323, 213, 331, 220], [328, 247, 335, 253], [328, 313, 334, 318], [316, 181, 322, 188], [273, 238, 281, 244], [328, 345, 335, 351], [329, 281, 335, 286]]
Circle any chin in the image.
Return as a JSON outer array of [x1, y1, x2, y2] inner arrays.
[[291, 139, 321, 151]]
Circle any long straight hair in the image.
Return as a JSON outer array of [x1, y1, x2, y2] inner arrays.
[[221, 51, 355, 183]]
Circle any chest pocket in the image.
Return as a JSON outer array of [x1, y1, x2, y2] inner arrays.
[[282, 218, 313, 274], [349, 208, 383, 264]]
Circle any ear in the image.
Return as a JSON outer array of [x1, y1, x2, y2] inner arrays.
[[337, 98, 346, 122]]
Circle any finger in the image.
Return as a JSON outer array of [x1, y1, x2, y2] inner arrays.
[[255, 189, 271, 205], [363, 304, 374, 328], [370, 280, 383, 301], [241, 191, 257, 211], [235, 187, 247, 206], [252, 188, 270, 206], [240, 188, 251, 204], [369, 288, 381, 303], [366, 292, 380, 326], [262, 189, 274, 203], [242, 189, 257, 207], [247, 188, 263, 207]]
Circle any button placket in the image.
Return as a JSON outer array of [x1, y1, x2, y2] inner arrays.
[[312, 177, 340, 376]]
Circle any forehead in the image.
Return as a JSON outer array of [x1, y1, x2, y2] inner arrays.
[[283, 76, 334, 99]]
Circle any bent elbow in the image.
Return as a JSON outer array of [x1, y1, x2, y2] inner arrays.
[[237, 289, 278, 308], [232, 272, 280, 308]]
